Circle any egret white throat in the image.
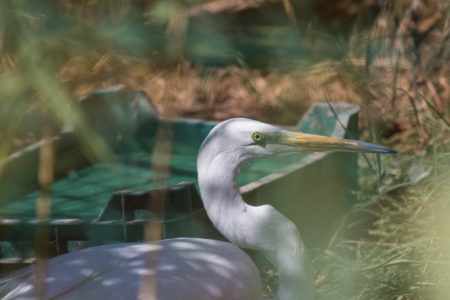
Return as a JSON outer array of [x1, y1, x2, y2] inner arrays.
[[2, 118, 395, 300]]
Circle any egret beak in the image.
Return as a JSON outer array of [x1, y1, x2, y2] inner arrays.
[[280, 132, 396, 154]]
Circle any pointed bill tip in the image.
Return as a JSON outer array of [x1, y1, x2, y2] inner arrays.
[[354, 140, 397, 154]]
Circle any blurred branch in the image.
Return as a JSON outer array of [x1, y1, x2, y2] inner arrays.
[[394, 0, 420, 56], [282, 0, 297, 28], [165, 3, 189, 64], [189, 0, 279, 16], [34, 128, 54, 299]]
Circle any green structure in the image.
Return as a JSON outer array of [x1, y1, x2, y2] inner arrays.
[[0, 88, 360, 271]]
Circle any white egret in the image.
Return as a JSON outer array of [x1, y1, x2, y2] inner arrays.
[[2, 118, 395, 300]]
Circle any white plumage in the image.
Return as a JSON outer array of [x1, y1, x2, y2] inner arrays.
[[4, 238, 260, 300], [2, 118, 395, 300]]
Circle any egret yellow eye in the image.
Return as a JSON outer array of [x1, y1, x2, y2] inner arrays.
[[252, 132, 264, 142]]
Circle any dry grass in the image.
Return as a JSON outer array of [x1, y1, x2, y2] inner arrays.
[[57, 49, 448, 154], [1, 0, 448, 154]]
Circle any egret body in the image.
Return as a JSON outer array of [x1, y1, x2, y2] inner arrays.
[[2, 118, 395, 300]]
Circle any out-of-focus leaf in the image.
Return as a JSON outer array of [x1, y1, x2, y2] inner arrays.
[[407, 164, 431, 184]]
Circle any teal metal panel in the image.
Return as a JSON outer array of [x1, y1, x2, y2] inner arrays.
[[0, 88, 360, 269]]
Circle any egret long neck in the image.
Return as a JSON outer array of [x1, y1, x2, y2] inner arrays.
[[197, 149, 314, 300], [197, 152, 245, 239]]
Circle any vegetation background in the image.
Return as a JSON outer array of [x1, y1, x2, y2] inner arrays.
[[0, 0, 449, 299]]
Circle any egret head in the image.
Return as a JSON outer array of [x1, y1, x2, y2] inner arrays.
[[198, 118, 395, 166]]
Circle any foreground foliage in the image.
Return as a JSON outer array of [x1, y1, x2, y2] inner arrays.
[[314, 136, 450, 299]]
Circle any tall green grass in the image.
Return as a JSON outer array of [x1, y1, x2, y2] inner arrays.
[[313, 116, 450, 299]]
